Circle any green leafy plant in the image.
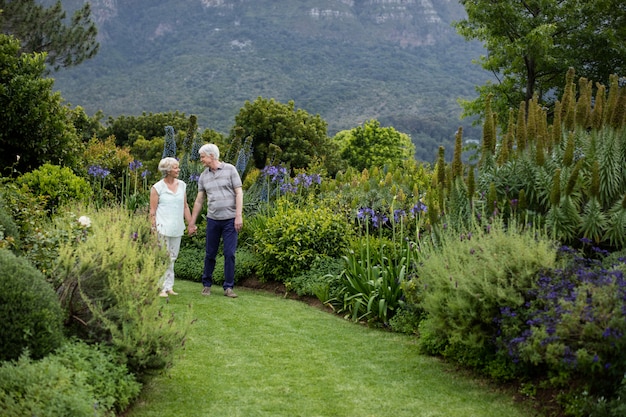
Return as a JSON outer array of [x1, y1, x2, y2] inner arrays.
[[413, 220, 558, 368], [0, 249, 65, 361], [251, 198, 351, 282], [16, 163, 92, 212], [52, 205, 189, 378]]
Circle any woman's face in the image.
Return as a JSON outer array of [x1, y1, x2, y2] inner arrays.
[[168, 163, 180, 177]]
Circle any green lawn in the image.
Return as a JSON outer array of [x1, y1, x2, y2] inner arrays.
[[124, 280, 537, 417]]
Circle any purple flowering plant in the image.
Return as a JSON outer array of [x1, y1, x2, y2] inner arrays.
[[495, 244, 626, 391]]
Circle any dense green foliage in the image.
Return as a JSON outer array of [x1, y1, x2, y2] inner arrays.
[[16, 163, 92, 211], [233, 97, 340, 172], [0, 34, 82, 174], [0, 0, 98, 70], [456, 0, 626, 122], [412, 221, 558, 368], [0, 249, 65, 361], [0, 340, 141, 417], [250, 199, 352, 282], [52, 207, 189, 377], [336, 119, 416, 171]]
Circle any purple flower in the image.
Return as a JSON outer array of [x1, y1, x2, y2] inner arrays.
[[88, 165, 110, 178], [129, 160, 143, 171]]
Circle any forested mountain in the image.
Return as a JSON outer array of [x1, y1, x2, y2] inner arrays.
[[49, 0, 492, 162]]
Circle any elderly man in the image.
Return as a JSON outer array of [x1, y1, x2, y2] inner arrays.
[[188, 143, 243, 298]]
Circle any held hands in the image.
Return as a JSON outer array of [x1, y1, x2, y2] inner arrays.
[[188, 224, 198, 236]]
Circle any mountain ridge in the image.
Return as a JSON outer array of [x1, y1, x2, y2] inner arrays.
[[50, 0, 492, 161]]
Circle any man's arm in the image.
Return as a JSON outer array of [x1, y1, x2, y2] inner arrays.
[[234, 186, 243, 232], [188, 190, 206, 235]]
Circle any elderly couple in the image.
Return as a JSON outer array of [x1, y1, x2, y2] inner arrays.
[[149, 143, 242, 299]]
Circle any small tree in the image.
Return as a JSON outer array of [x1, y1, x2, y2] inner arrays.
[[0, 34, 82, 175], [336, 119, 415, 171]]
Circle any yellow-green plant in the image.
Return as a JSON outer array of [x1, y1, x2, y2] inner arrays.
[[53, 205, 189, 377]]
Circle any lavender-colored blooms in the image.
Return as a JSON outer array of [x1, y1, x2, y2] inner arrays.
[[88, 165, 110, 178]]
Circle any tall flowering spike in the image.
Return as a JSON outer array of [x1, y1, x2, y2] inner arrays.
[[565, 160, 582, 196], [537, 104, 550, 152], [481, 94, 496, 160], [226, 127, 243, 164], [516, 101, 527, 152], [190, 133, 201, 162], [235, 136, 254, 177], [526, 96, 538, 144], [436, 146, 445, 186], [535, 131, 545, 166], [163, 126, 177, 158], [575, 78, 592, 129], [497, 120, 510, 166], [591, 82, 606, 130], [552, 101, 563, 145], [505, 108, 515, 152], [605, 74, 620, 125], [466, 165, 475, 206], [590, 160, 600, 198], [562, 68, 577, 131], [183, 115, 198, 153], [562, 132, 575, 167], [609, 86, 626, 129], [452, 127, 463, 180]]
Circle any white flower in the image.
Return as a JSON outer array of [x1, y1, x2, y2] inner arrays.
[[77, 216, 92, 228]]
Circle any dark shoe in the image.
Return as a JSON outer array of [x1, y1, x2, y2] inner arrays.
[[224, 288, 238, 298], [201, 286, 211, 296]]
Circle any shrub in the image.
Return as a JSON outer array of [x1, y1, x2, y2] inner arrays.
[[251, 198, 352, 281], [0, 354, 100, 417], [53, 339, 141, 414], [0, 249, 64, 361], [175, 246, 258, 284], [287, 256, 344, 297], [16, 163, 92, 212], [52, 206, 189, 378], [413, 220, 558, 368], [174, 247, 205, 281], [498, 247, 626, 396], [0, 199, 19, 249]]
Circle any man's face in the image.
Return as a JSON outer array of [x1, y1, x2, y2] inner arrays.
[[200, 153, 211, 167]]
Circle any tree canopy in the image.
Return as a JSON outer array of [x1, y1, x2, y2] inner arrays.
[[232, 97, 339, 172], [0, 34, 81, 175], [0, 0, 98, 70], [456, 0, 626, 121], [335, 120, 416, 171]]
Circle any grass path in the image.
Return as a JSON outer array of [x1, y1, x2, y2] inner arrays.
[[124, 280, 537, 417]]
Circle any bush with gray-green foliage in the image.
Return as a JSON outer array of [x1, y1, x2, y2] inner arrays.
[[410, 220, 558, 370], [52, 339, 142, 414], [0, 354, 99, 417], [53, 206, 189, 378], [250, 198, 352, 282], [0, 249, 64, 361], [0, 339, 140, 417]]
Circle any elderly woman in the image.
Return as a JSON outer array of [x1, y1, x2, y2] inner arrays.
[[150, 157, 192, 297]]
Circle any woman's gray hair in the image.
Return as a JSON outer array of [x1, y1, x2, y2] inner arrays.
[[158, 157, 179, 176], [198, 143, 220, 160]]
